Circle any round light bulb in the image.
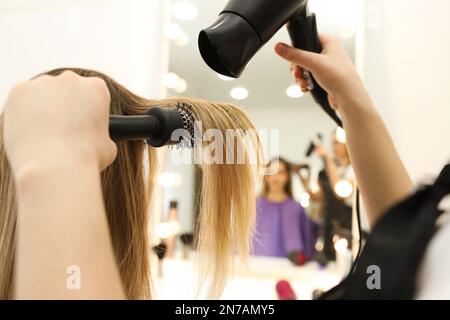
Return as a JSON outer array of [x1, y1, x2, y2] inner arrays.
[[167, 23, 183, 40], [167, 23, 189, 47], [336, 127, 347, 144], [175, 79, 187, 94], [286, 84, 304, 98], [158, 172, 183, 188], [173, 1, 198, 21], [175, 33, 189, 47], [334, 238, 348, 254], [163, 73, 180, 90], [230, 87, 248, 100], [334, 180, 354, 198], [315, 240, 324, 252], [300, 192, 311, 208], [156, 223, 174, 239]]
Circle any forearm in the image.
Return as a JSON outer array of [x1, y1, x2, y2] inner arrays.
[[275, 34, 413, 225], [339, 95, 413, 226], [14, 151, 124, 299]]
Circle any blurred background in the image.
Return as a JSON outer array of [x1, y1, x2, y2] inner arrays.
[[1, 0, 450, 299]]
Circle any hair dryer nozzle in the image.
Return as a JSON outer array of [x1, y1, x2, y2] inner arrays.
[[198, 0, 343, 126], [199, 13, 261, 78]]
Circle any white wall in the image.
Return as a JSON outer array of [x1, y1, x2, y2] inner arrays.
[[0, 0, 171, 242], [362, 0, 450, 182], [0, 0, 169, 107], [247, 102, 336, 164]]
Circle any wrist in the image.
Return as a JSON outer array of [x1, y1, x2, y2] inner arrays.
[[339, 99, 380, 128], [8, 137, 100, 175], [332, 75, 377, 118], [14, 149, 99, 194], [337, 90, 378, 125]]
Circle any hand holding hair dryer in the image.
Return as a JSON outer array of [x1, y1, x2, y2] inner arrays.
[[198, 0, 342, 126]]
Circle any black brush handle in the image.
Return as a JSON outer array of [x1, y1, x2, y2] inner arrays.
[[108, 106, 185, 147], [109, 115, 159, 141], [287, 13, 343, 127]]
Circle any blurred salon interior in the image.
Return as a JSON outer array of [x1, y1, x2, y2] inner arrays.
[[1, 0, 450, 300]]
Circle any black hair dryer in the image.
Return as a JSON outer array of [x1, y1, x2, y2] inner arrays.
[[198, 0, 342, 127]]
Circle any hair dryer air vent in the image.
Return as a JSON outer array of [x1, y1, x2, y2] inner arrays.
[[198, 13, 261, 78], [198, 0, 343, 126]]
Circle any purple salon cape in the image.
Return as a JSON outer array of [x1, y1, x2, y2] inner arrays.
[[252, 197, 317, 259]]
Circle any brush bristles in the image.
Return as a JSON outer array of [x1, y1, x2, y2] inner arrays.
[[172, 103, 198, 149]]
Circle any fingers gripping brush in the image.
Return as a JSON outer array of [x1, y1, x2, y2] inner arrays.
[[109, 103, 196, 148]]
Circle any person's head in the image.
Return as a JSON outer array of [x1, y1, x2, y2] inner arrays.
[[262, 157, 293, 197], [332, 128, 350, 164], [0, 67, 262, 299]]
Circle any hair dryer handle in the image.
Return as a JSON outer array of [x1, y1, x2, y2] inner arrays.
[[287, 14, 343, 127]]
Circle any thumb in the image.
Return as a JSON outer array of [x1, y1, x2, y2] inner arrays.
[[275, 42, 321, 73]]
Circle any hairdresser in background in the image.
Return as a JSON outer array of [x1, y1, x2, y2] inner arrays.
[[252, 158, 317, 260], [275, 34, 450, 299], [2, 71, 124, 299], [300, 130, 354, 262]]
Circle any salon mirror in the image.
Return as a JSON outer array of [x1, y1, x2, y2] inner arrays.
[[157, 0, 364, 299]]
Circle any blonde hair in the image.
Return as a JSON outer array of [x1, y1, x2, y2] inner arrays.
[[0, 68, 262, 299]]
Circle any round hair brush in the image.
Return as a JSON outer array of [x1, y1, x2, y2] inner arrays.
[[109, 103, 196, 148]]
